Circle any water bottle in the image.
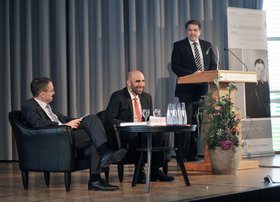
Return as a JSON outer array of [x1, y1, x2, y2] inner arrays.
[[177, 103, 183, 125], [171, 103, 178, 125], [166, 103, 173, 125], [181, 102, 188, 125]]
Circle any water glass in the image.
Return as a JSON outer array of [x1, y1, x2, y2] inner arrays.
[[142, 109, 150, 122], [153, 109, 161, 117]]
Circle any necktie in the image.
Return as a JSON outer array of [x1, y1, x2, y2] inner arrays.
[[46, 105, 61, 123], [133, 98, 142, 122], [193, 42, 203, 71]]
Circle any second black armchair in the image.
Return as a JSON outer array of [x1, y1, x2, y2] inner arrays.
[[96, 110, 169, 182]]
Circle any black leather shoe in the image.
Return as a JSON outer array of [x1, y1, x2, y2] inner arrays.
[[88, 178, 118, 191], [137, 170, 146, 184], [151, 170, 174, 182], [100, 148, 127, 168]]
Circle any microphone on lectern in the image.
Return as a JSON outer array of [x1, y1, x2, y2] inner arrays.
[[224, 48, 248, 71], [206, 44, 220, 70]]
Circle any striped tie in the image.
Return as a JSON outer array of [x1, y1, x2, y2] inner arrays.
[[193, 42, 203, 71]]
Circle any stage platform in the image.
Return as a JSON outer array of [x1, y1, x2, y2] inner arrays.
[[1, 155, 280, 201]]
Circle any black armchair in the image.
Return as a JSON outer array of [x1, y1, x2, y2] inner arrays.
[[8, 110, 108, 192]]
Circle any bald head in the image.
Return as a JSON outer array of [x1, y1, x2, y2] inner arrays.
[[127, 70, 145, 96], [127, 70, 143, 80]]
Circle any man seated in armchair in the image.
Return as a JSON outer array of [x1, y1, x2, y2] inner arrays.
[[21, 77, 127, 191]]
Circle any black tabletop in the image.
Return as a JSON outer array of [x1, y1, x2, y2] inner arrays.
[[116, 124, 196, 133]]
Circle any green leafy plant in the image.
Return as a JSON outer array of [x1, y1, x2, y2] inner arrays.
[[203, 80, 240, 151]]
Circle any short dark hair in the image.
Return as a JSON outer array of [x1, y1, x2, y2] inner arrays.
[[254, 58, 265, 69], [185, 20, 201, 31], [30, 77, 52, 97]]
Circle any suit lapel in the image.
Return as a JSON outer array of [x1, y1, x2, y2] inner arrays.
[[184, 39, 196, 64], [199, 40, 210, 69], [31, 98, 51, 121], [124, 88, 134, 118], [139, 94, 149, 122], [139, 97, 144, 109], [199, 40, 207, 61]]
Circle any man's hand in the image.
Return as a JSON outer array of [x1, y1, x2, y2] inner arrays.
[[193, 70, 203, 74], [65, 118, 82, 129]]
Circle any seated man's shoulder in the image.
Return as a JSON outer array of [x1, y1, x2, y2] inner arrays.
[[22, 98, 37, 108], [141, 91, 152, 98], [111, 88, 129, 99], [174, 38, 186, 46], [114, 89, 124, 95]]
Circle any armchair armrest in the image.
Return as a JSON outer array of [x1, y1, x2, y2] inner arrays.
[[15, 124, 74, 172]]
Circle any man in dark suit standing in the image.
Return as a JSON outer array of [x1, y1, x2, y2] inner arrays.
[[21, 77, 127, 191], [105, 70, 174, 183], [171, 19, 217, 161]]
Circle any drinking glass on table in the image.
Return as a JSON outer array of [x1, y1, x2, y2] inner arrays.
[[153, 109, 161, 117], [142, 109, 150, 122]]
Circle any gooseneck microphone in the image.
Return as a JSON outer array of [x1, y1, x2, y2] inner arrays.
[[206, 44, 220, 70], [205, 45, 212, 55], [224, 48, 248, 71]]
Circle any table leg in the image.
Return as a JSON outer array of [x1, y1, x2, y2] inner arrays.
[[146, 132, 152, 193], [175, 149, 190, 186], [132, 151, 144, 187]]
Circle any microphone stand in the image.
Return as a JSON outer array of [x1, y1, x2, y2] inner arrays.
[[224, 48, 248, 71], [214, 46, 220, 70]]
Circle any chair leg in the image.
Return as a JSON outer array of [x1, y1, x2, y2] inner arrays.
[[163, 161, 169, 175], [21, 170, 29, 190], [117, 163, 124, 182], [44, 172, 50, 186], [64, 172, 71, 192]]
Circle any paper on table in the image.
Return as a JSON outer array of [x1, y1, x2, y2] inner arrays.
[[81, 113, 90, 120], [120, 122, 148, 126], [147, 116, 166, 126]]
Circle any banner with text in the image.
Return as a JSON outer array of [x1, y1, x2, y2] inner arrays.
[[227, 7, 273, 157]]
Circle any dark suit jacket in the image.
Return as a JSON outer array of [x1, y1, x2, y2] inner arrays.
[[21, 98, 93, 150], [21, 98, 73, 129], [104, 87, 152, 149], [105, 87, 152, 126], [171, 38, 217, 98]]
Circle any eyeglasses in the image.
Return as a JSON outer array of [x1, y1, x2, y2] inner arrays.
[[44, 89, 55, 93]]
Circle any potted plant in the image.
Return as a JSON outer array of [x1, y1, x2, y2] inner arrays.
[[203, 79, 241, 174]]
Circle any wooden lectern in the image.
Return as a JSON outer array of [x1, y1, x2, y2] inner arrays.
[[177, 70, 259, 172]]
